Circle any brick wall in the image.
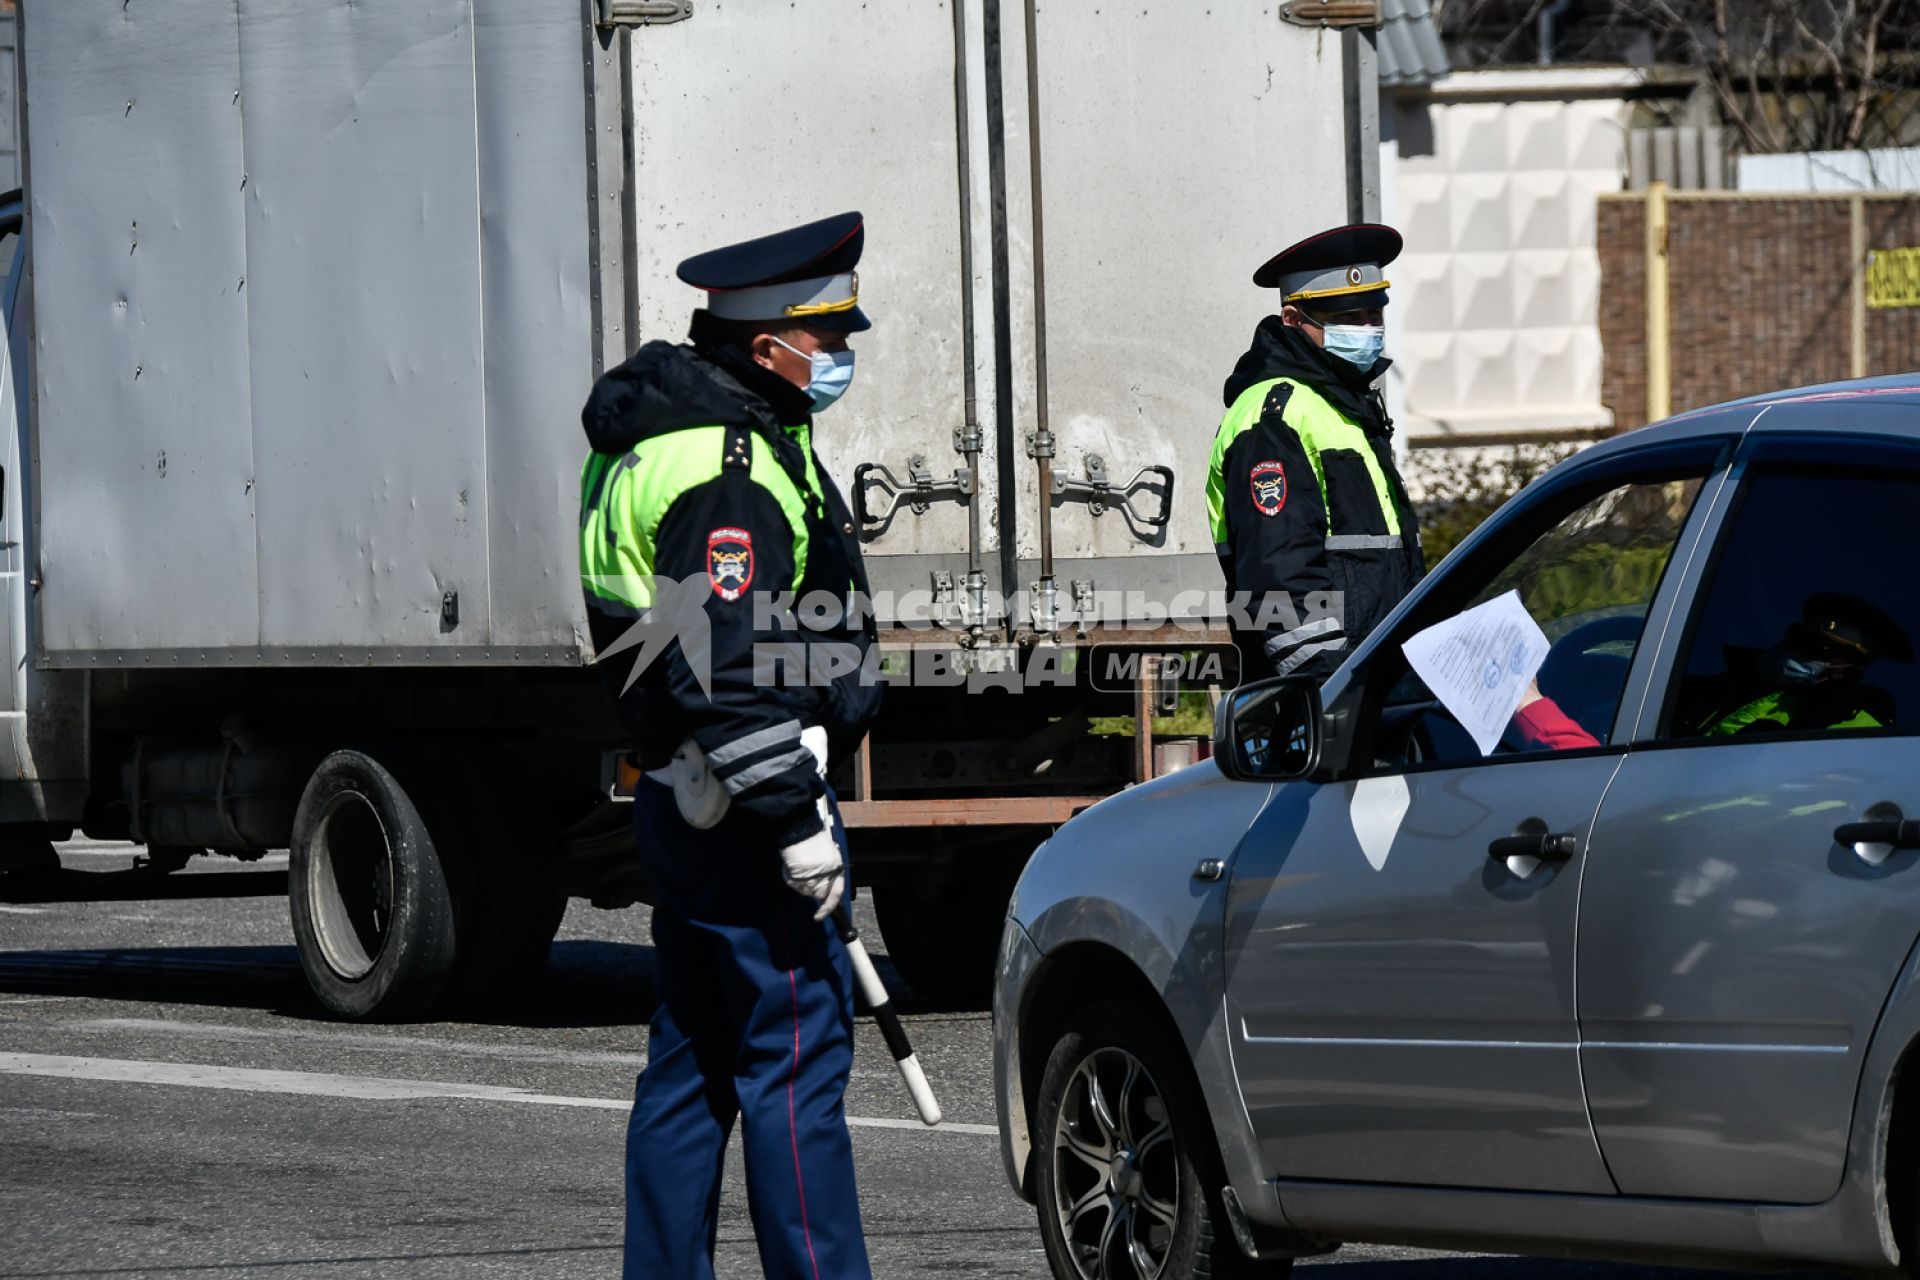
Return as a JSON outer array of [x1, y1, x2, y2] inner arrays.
[[1867, 199, 1920, 376], [1597, 200, 1647, 430], [1598, 193, 1920, 431]]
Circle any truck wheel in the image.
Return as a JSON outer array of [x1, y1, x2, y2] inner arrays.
[[289, 749, 460, 1021], [442, 758, 566, 1009], [1033, 999, 1292, 1280], [0, 832, 59, 877], [874, 837, 1030, 1007]]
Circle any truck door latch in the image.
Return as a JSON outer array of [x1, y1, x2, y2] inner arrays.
[[597, 0, 692, 27], [1051, 454, 1174, 530], [853, 454, 973, 539]]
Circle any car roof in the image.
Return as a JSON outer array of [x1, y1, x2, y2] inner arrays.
[[1557, 371, 1920, 470], [1691, 370, 1920, 416]]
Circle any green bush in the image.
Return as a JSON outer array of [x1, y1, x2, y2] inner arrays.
[[1409, 441, 1585, 567]]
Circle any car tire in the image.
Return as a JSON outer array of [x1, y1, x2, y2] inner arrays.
[[1033, 999, 1292, 1280], [289, 748, 461, 1021]]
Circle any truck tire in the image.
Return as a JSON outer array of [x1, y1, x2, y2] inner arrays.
[[289, 749, 460, 1021], [442, 757, 566, 1009], [0, 831, 59, 876], [873, 837, 1031, 1008]]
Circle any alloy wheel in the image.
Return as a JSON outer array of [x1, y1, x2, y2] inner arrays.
[[1051, 1045, 1180, 1279]]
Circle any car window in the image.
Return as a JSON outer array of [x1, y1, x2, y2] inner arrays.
[[1660, 462, 1918, 742], [1365, 473, 1707, 772]]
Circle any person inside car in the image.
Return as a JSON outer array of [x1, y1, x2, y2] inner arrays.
[[1505, 591, 1911, 754], [1691, 592, 1910, 737]]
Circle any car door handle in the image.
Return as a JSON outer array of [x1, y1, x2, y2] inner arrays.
[[1488, 831, 1582, 862], [1835, 815, 1920, 867]]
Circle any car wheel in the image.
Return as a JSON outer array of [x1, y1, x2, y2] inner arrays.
[[1033, 999, 1291, 1279]]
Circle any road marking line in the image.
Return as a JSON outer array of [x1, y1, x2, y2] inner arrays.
[[66, 1017, 650, 1069], [0, 905, 47, 914], [0, 1052, 999, 1136]]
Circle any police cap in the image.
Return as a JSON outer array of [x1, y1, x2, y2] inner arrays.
[[1253, 223, 1402, 313], [676, 211, 870, 333], [1792, 592, 1914, 663]]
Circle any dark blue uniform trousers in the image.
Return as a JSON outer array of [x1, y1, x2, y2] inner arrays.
[[624, 781, 870, 1280]]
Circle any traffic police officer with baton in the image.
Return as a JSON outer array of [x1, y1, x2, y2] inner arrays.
[[578, 212, 911, 1279], [1208, 224, 1425, 683]]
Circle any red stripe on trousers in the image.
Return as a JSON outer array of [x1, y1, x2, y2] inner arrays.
[[785, 922, 823, 1280]]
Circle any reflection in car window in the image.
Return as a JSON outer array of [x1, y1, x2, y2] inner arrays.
[[1374, 476, 1706, 770], [1663, 466, 1917, 742]]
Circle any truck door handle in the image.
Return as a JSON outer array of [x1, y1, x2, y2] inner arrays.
[[1488, 831, 1582, 861]]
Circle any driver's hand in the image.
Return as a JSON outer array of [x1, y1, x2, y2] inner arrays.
[[1519, 678, 1544, 710]]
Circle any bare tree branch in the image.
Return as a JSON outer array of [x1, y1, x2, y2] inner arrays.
[[1443, 0, 1920, 154]]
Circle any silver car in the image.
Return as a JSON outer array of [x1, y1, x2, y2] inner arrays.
[[994, 375, 1920, 1279]]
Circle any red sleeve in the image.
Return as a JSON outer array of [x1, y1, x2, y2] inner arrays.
[[1513, 698, 1602, 751]]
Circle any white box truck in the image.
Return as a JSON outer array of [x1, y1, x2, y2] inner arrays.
[[1, 0, 1380, 1014]]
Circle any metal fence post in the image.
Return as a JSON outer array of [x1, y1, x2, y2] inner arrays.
[[1645, 180, 1671, 423], [1850, 195, 1868, 379]]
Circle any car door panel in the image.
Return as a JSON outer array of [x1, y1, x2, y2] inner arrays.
[[1220, 448, 1726, 1196], [1577, 439, 1920, 1204], [1580, 739, 1920, 1203], [1225, 756, 1620, 1192]]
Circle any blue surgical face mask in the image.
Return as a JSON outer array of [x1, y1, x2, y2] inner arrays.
[[772, 336, 857, 413], [1761, 651, 1842, 684], [1780, 656, 1835, 683], [1321, 323, 1385, 372]]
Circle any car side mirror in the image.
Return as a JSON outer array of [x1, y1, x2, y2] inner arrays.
[[1213, 675, 1323, 782]]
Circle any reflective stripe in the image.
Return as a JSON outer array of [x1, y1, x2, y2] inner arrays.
[[721, 745, 817, 797], [1274, 637, 1346, 676], [1264, 616, 1343, 658], [1325, 533, 1403, 551], [706, 719, 803, 771]]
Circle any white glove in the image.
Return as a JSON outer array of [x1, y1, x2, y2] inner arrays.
[[780, 826, 845, 922]]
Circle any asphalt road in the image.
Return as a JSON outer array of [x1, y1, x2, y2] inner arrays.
[[0, 842, 1841, 1279]]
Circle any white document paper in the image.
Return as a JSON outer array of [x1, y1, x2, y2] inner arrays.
[[1400, 590, 1551, 757]]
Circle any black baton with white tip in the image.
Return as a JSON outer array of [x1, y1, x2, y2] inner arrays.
[[833, 902, 942, 1126]]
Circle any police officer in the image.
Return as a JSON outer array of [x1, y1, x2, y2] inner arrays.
[[578, 211, 882, 1279], [1208, 224, 1424, 683], [1697, 592, 1911, 736]]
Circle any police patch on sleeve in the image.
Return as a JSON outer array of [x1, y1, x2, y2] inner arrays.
[[706, 527, 754, 601], [1250, 460, 1288, 516]]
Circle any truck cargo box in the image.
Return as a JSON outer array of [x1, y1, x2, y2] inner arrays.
[[20, 0, 1358, 666]]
